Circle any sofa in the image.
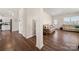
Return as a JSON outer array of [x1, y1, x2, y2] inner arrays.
[[62, 24, 79, 32], [43, 24, 55, 34]]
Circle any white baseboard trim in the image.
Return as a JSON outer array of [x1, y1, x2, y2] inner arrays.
[[26, 34, 35, 39]]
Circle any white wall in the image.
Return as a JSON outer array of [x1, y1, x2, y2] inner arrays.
[[21, 8, 53, 38], [42, 10, 53, 25], [18, 8, 27, 37], [53, 12, 79, 29], [53, 16, 64, 29]]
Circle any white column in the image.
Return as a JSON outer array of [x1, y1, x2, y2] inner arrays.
[[36, 19, 44, 49]]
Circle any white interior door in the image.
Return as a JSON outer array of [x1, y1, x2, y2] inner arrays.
[[36, 19, 44, 49]]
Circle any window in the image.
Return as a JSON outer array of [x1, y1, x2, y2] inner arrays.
[[64, 16, 79, 25], [54, 20, 57, 25]]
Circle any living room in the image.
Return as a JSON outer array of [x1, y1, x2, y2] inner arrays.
[[43, 8, 79, 50]]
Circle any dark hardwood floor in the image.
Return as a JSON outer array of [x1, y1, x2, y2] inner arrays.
[[0, 30, 79, 51]]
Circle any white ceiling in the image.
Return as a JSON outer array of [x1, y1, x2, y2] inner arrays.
[[44, 8, 79, 16], [0, 8, 19, 17]]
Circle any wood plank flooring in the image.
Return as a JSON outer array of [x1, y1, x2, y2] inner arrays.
[[0, 30, 79, 51]]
